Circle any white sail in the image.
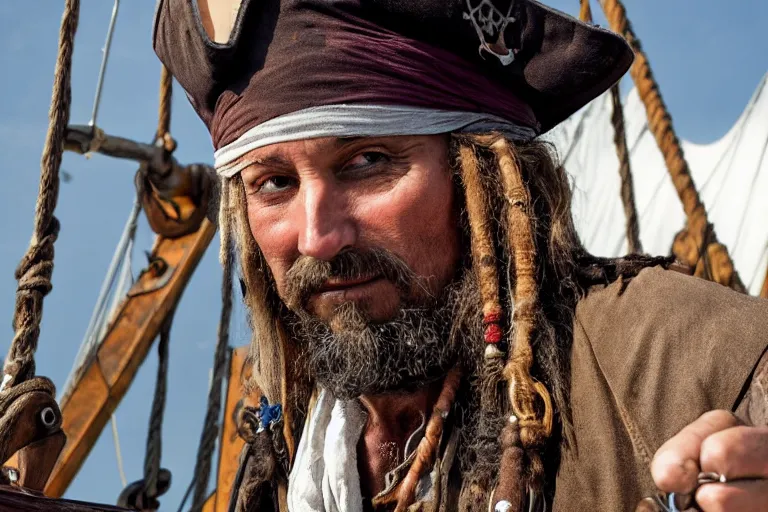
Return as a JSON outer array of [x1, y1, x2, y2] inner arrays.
[[549, 73, 768, 295]]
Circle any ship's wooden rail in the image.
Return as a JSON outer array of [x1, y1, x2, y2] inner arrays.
[[0, 485, 129, 512]]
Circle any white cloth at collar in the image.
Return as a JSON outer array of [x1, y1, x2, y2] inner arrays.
[[287, 388, 439, 512], [288, 389, 367, 512]]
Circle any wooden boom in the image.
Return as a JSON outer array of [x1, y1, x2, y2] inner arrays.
[[44, 218, 216, 497]]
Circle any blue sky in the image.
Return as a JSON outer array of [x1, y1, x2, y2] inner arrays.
[[0, 0, 765, 508]]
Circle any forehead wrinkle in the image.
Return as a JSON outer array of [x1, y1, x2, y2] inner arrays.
[[242, 153, 294, 169], [333, 136, 365, 149], [239, 136, 355, 169]]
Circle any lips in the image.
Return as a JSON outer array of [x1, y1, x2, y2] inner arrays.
[[317, 274, 382, 293]]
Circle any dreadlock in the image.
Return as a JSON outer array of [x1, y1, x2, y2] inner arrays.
[[458, 143, 506, 410], [453, 134, 671, 511], [219, 174, 314, 507]]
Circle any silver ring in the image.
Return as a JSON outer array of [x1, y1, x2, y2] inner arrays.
[[698, 471, 727, 485]]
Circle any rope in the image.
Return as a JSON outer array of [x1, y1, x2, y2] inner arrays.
[[609, 85, 643, 254], [63, 199, 140, 396], [190, 201, 234, 511], [111, 414, 128, 488], [579, 0, 592, 21], [156, 65, 176, 152], [579, 0, 642, 254], [143, 315, 173, 503], [598, 0, 745, 291], [3, 0, 80, 389]]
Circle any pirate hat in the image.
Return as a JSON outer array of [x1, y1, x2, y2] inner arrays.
[[153, 0, 632, 175]]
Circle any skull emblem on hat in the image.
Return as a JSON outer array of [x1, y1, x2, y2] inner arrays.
[[463, 0, 517, 65]]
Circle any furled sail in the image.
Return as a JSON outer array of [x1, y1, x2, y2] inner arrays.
[[550, 73, 768, 295]]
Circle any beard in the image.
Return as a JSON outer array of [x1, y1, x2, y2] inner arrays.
[[282, 248, 480, 400]]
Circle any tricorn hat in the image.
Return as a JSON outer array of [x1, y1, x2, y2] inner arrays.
[[153, 0, 632, 175]]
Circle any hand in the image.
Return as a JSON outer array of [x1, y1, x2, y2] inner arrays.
[[650, 410, 768, 511]]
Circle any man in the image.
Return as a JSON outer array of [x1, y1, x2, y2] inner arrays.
[[153, 0, 768, 510]]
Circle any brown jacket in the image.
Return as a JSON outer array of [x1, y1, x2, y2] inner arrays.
[[553, 266, 768, 510], [254, 267, 767, 511]]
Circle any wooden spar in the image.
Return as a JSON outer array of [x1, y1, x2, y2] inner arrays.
[[203, 346, 256, 511], [65, 125, 166, 165], [43, 218, 216, 498], [202, 494, 216, 512], [0, 485, 129, 512], [761, 267, 768, 299]]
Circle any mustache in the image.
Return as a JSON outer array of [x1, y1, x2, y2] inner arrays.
[[283, 248, 422, 310]]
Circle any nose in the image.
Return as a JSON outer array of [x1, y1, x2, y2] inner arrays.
[[296, 179, 356, 260]]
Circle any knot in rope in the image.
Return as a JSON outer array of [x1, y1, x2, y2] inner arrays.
[[4, 217, 62, 388], [86, 126, 107, 155], [14, 217, 60, 296], [4, 0, 79, 391]]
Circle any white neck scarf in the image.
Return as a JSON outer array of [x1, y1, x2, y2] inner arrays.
[[287, 389, 367, 512]]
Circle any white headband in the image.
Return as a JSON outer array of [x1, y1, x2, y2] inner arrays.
[[214, 104, 537, 177]]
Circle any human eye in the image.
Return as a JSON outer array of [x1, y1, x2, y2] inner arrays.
[[339, 151, 391, 176], [259, 175, 296, 193], [245, 174, 297, 197]]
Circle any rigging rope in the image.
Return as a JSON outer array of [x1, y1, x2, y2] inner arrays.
[[157, 65, 176, 153], [3, 0, 80, 390], [578, 0, 643, 254], [111, 414, 129, 488], [579, 0, 592, 21], [62, 199, 140, 396], [143, 315, 173, 505], [190, 185, 234, 511], [598, 0, 745, 291], [609, 70, 643, 254]]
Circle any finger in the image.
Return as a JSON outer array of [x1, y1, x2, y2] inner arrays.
[[700, 426, 768, 480], [634, 497, 663, 512], [652, 411, 743, 493], [696, 479, 768, 512]]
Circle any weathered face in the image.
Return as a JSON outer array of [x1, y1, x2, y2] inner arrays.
[[240, 135, 461, 324]]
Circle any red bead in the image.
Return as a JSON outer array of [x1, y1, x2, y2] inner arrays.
[[484, 323, 503, 344], [483, 312, 503, 325]]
